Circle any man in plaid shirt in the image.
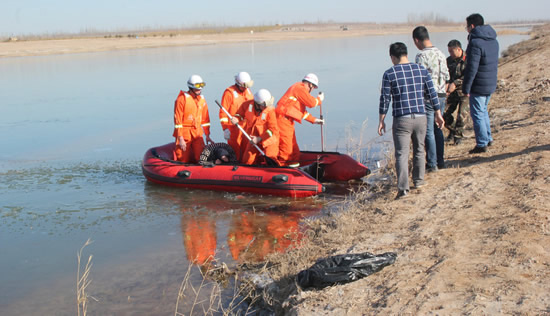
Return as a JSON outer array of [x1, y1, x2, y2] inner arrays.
[[378, 42, 445, 199]]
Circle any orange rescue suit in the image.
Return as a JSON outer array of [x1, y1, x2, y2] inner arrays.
[[219, 85, 253, 160], [235, 100, 279, 165], [275, 82, 322, 165], [173, 90, 211, 163]]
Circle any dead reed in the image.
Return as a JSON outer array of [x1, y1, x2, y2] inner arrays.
[[174, 259, 261, 315], [77, 238, 96, 316]]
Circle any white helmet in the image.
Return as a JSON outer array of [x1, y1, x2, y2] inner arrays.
[[303, 73, 319, 88], [254, 89, 274, 107], [187, 74, 205, 90], [235, 71, 253, 88]]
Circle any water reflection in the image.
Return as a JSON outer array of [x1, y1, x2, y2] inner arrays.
[[227, 208, 321, 262], [182, 212, 218, 265], [181, 207, 322, 265], [143, 183, 324, 265]]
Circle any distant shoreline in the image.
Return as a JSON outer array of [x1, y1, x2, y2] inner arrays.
[[0, 23, 531, 58]]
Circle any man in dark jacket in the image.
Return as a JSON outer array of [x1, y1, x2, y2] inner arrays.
[[462, 13, 499, 154]]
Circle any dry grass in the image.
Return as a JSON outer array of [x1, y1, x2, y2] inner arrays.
[[74, 244, 260, 315], [174, 259, 261, 315], [77, 238, 96, 316], [332, 117, 370, 162], [344, 117, 369, 158], [338, 116, 396, 174]]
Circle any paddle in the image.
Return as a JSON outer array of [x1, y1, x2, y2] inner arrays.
[[215, 100, 279, 167], [319, 96, 325, 152]]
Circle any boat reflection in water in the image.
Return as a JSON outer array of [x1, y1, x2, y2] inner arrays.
[[144, 182, 323, 265]]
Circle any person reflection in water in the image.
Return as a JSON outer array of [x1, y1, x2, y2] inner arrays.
[[178, 200, 321, 265], [227, 210, 311, 262], [181, 214, 217, 265]]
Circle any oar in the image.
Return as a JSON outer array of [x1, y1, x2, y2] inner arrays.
[[319, 97, 325, 152], [215, 100, 279, 167]]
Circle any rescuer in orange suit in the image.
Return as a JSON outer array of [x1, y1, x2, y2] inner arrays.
[[232, 89, 280, 165], [173, 74, 214, 163], [219, 72, 254, 161], [276, 73, 325, 167]]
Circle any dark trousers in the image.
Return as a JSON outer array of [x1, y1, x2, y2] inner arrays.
[[444, 92, 470, 139]]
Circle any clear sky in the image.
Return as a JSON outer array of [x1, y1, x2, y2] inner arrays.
[[2, 0, 548, 36]]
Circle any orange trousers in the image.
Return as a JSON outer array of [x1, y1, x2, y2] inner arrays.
[[174, 136, 205, 163], [241, 141, 279, 165], [277, 115, 300, 166], [227, 125, 243, 161]]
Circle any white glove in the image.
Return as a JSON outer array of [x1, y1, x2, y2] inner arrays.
[[314, 118, 325, 125], [223, 129, 231, 140], [318, 91, 325, 102], [251, 136, 261, 144]]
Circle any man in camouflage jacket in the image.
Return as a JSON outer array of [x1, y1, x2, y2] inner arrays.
[[444, 39, 469, 144]]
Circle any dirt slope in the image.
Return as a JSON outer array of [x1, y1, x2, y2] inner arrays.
[[259, 24, 550, 315]]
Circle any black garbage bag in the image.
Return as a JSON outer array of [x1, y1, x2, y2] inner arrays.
[[296, 252, 397, 290]]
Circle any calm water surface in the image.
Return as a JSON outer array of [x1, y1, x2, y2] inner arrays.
[[0, 29, 528, 314]]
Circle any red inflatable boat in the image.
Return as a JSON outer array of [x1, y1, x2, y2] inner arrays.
[[142, 143, 324, 198], [142, 143, 369, 197], [298, 151, 370, 182]]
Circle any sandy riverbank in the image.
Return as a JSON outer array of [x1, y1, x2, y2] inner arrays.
[[0, 24, 468, 58], [246, 24, 550, 314]]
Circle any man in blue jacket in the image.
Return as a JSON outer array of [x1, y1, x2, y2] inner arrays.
[[462, 13, 499, 154]]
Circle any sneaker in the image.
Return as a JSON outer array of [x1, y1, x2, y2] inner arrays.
[[395, 190, 409, 199], [426, 166, 438, 173], [445, 134, 454, 142], [414, 180, 426, 188], [437, 163, 446, 169], [488, 141, 494, 147], [469, 146, 487, 154]]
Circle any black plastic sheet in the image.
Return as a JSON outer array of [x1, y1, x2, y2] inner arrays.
[[297, 252, 397, 290]]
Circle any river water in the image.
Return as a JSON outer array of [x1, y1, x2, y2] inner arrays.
[[0, 28, 528, 314]]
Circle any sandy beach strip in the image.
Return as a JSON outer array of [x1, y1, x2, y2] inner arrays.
[[0, 24, 466, 58]]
